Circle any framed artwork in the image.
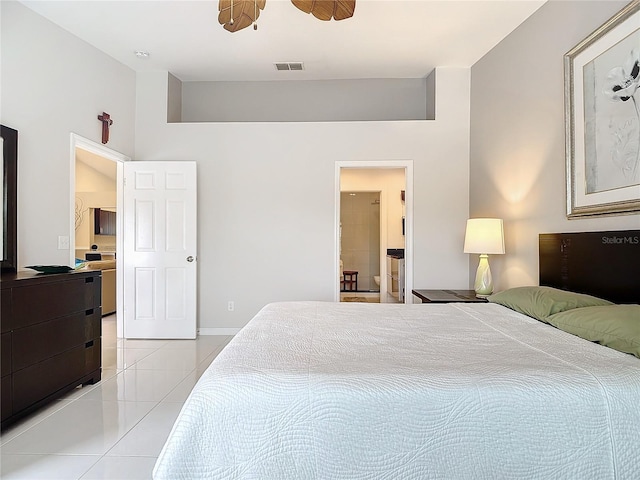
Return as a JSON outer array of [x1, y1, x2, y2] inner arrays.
[[564, 1, 640, 218]]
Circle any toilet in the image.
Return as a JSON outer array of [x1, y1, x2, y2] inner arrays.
[[374, 275, 381, 287]]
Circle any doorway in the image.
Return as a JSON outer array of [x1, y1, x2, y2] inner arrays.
[[70, 134, 129, 337], [335, 161, 413, 304]]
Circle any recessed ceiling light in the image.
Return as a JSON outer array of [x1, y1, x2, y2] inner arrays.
[[134, 51, 150, 59]]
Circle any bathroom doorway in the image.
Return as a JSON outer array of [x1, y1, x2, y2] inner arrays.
[[336, 162, 411, 304], [340, 191, 381, 303]]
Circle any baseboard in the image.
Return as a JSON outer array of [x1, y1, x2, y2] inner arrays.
[[198, 327, 240, 336]]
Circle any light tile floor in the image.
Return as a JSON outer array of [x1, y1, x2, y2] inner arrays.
[[0, 315, 233, 479]]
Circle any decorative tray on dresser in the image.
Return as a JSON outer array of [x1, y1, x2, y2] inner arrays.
[[1, 269, 102, 429]]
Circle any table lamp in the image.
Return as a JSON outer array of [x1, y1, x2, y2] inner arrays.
[[464, 218, 505, 298]]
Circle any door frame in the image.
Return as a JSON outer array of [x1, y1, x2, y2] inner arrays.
[[335, 160, 414, 303], [70, 134, 130, 337]]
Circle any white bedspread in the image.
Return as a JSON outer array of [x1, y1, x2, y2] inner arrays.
[[154, 301, 640, 479]]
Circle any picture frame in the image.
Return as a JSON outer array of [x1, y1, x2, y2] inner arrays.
[[564, 1, 640, 218]]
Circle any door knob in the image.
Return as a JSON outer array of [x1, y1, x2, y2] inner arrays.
[[187, 256, 194, 262]]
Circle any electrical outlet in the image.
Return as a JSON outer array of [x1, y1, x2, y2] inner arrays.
[[227, 301, 234, 312], [58, 235, 70, 250]]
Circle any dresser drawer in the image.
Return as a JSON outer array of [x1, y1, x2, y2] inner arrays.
[[11, 309, 101, 371], [12, 345, 87, 412], [85, 338, 101, 377], [1, 289, 12, 332], [11, 276, 99, 329], [1, 375, 12, 422], [1, 333, 11, 377]]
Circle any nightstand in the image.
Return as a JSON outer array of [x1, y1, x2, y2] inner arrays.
[[412, 289, 488, 303]]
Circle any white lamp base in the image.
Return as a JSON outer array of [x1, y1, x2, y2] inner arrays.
[[474, 254, 493, 298]]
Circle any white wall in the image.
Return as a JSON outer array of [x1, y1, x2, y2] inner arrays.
[[167, 73, 182, 123], [470, 0, 639, 291], [181, 78, 431, 122], [135, 68, 471, 331], [1, 1, 136, 267]]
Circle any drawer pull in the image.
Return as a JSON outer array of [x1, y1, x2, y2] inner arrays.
[[85, 340, 94, 348], [85, 276, 94, 283], [86, 309, 94, 316]]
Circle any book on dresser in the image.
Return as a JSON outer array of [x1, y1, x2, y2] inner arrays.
[[1, 270, 102, 429]]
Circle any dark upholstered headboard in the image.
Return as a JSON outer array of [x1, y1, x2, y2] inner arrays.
[[539, 230, 640, 304]]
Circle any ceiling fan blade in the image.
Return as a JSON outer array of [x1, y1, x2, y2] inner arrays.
[[311, 1, 334, 21], [291, 0, 312, 14], [291, 0, 354, 21], [333, 0, 355, 20], [219, 0, 266, 32]]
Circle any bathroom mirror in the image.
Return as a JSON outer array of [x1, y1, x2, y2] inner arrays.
[[1, 125, 18, 272]]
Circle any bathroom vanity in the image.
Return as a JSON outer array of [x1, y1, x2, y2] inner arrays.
[[386, 249, 405, 303]]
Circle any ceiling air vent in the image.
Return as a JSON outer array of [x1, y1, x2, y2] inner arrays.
[[274, 62, 304, 71]]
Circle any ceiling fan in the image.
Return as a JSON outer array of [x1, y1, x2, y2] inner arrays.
[[218, 0, 356, 32]]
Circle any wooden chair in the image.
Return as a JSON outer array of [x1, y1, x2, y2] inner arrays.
[[342, 270, 358, 291]]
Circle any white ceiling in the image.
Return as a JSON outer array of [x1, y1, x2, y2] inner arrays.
[[21, 0, 546, 82]]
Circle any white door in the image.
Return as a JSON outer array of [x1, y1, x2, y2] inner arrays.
[[123, 161, 197, 339]]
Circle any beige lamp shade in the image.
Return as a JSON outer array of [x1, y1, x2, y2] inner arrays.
[[463, 218, 505, 255]]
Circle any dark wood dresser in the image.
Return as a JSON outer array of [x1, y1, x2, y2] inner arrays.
[[1, 270, 102, 429]]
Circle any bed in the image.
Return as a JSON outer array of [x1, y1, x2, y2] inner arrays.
[[154, 231, 640, 479]]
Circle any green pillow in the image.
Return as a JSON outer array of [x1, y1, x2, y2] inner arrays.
[[487, 286, 612, 323], [546, 305, 640, 358]]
